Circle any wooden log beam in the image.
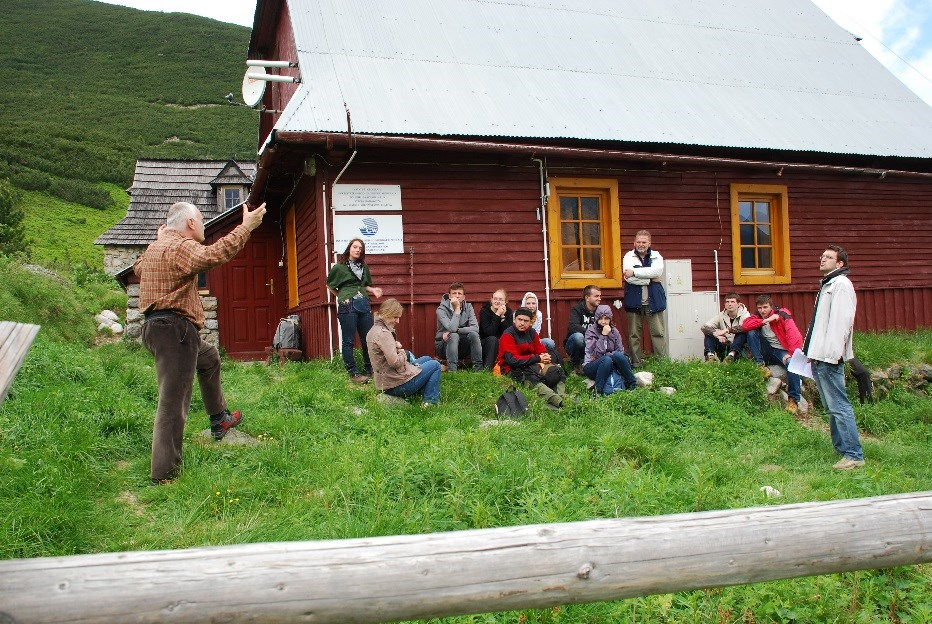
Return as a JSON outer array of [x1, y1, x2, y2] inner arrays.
[[1, 492, 930, 623], [0, 321, 40, 405]]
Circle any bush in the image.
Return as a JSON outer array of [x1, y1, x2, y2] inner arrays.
[[0, 179, 30, 256], [49, 178, 114, 210], [10, 168, 51, 191]]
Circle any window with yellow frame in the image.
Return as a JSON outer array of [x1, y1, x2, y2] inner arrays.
[[546, 178, 622, 290], [730, 184, 791, 285]]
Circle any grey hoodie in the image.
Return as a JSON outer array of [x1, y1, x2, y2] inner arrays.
[[435, 293, 479, 342]]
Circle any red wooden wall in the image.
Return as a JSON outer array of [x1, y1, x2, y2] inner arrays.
[[272, 148, 931, 361]]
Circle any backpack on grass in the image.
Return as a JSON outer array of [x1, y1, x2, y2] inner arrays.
[[495, 388, 529, 419], [272, 315, 301, 350]]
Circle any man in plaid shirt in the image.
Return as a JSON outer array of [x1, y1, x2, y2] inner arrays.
[[134, 200, 266, 483]]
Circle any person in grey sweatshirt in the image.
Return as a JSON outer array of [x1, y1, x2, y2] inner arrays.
[[435, 282, 482, 372]]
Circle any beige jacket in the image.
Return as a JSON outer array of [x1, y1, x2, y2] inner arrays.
[[366, 316, 420, 391]]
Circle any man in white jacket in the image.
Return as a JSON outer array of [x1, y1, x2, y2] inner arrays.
[[803, 245, 864, 470], [622, 230, 667, 366]]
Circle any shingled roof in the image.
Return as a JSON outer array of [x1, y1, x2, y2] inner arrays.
[[95, 159, 256, 246]]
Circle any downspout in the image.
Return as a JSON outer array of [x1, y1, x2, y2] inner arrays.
[[713, 249, 720, 303], [532, 157, 553, 340], [327, 103, 358, 362]]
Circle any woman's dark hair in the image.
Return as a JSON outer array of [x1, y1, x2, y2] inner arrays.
[[340, 238, 366, 264]]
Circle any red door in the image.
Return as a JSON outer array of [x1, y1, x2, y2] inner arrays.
[[218, 228, 286, 360]]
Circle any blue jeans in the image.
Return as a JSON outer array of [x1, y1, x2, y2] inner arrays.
[[541, 337, 556, 351], [583, 352, 637, 394], [564, 332, 585, 366], [760, 341, 801, 402], [337, 297, 373, 375], [386, 356, 441, 404], [812, 360, 864, 461]]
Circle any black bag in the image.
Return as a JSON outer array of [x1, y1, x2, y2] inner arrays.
[[272, 315, 301, 349], [495, 388, 529, 419]]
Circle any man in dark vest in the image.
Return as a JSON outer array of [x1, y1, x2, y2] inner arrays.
[[623, 230, 667, 366]]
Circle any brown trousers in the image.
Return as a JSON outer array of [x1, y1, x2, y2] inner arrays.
[[626, 305, 667, 365], [142, 314, 226, 481]]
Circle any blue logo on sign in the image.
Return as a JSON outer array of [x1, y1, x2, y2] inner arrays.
[[359, 218, 379, 236]]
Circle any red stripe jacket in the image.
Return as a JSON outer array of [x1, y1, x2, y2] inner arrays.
[[742, 306, 803, 353]]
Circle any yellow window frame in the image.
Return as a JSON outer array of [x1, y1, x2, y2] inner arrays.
[[546, 177, 622, 290], [730, 184, 791, 285]]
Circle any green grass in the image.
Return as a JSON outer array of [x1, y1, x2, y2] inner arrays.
[[0, 260, 930, 622]]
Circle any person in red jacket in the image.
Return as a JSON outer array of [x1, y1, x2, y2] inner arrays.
[[742, 295, 803, 414]]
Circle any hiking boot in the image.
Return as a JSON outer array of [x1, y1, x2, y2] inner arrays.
[[350, 374, 370, 384], [573, 364, 585, 376], [704, 352, 718, 363], [833, 457, 865, 470], [210, 409, 242, 441], [785, 399, 798, 415], [724, 352, 736, 363], [758, 364, 772, 379]]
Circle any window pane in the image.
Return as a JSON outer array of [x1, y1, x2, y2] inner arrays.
[[740, 224, 755, 245], [741, 247, 755, 269], [583, 248, 602, 271], [755, 201, 770, 223], [560, 197, 578, 220], [562, 248, 580, 272], [582, 223, 601, 245], [580, 196, 600, 220], [224, 188, 241, 210], [739, 201, 753, 222], [757, 224, 771, 245], [561, 223, 579, 245], [758, 247, 772, 269]]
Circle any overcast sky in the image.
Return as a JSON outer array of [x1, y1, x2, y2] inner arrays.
[[96, 0, 932, 106]]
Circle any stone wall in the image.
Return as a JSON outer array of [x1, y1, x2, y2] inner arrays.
[[103, 244, 146, 276], [124, 284, 220, 348]]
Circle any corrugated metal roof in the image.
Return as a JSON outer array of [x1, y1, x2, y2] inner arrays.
[[95, 160, 256, 245], [269, 0, 932, 157]]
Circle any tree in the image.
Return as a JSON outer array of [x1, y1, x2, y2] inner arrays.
[[0, 179, 29, 257]]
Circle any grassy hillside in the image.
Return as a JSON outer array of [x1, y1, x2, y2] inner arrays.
[[0, 259, 930, 622], [0, 0, 257, 189]]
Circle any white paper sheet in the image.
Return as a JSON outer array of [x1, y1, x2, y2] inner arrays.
[[787, 348, 813, 379]]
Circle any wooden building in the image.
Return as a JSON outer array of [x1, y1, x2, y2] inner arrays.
[[208, 0, 932, 360]]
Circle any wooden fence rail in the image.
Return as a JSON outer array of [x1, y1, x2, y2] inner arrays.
[[1, 491, 930, 623], [0, 321, 40, 405]]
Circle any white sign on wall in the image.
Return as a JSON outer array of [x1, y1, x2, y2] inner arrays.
[[333, 184, 403, 212], [333, 214, 404, 255]]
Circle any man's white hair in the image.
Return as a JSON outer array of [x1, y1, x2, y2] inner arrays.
[[166, 202, 198, 230]]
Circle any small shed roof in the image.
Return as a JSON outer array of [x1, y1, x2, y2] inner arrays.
[[95, 160, 256, 246], [266, 0, 932, 158]]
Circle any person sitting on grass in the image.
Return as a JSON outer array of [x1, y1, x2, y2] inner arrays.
[[521, 291, 556, 351], [700, 292, 761, 363], [584, 304, 638, 394], [497, 307, 567, 410], [366, 298, 441, 406]]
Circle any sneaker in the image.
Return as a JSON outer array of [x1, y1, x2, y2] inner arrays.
[[724, 352, 736, 363], [210, 409, 242, 441], [350, 374, 370, 384], [758, 364, 772, 379], [704, 352, 718, 363], [785, 399, 798, 415], [833, 457, 865, 470]]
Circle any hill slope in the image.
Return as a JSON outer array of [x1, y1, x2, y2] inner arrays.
[[0, 0, 258, 189]]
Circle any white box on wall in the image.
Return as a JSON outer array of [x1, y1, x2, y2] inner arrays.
[[663, 291, 720, 361], [663, 259, 693, 294]]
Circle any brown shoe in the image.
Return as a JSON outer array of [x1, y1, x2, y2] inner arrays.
[[785, 399, 798, 415], [758, 364, 772, 379], [833, 457, 865, 470], [350, 374, 370, 384]]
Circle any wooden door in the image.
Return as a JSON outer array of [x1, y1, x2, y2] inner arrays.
[[218, 228, 286, 359]]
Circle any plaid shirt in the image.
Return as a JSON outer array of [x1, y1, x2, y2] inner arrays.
[[134, 225, 251, 328]]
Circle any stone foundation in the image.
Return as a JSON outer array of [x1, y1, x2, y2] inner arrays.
[[103, 245, 146, 276], [124, 283, 219, 348]]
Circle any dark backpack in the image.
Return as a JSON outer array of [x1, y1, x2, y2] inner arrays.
[[495, 388, 529, 419], [272, 315, 301, 350]]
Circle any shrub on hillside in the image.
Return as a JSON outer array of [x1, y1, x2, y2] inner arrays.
[[10, 168, 52, 191], [50, 178, 114, 210], [0, 179, 30, 257]]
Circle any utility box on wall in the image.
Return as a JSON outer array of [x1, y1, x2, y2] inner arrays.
[[661, 260, 719, 361]]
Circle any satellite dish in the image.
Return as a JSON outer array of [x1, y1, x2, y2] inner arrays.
[[242, 66, 267, 107]]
